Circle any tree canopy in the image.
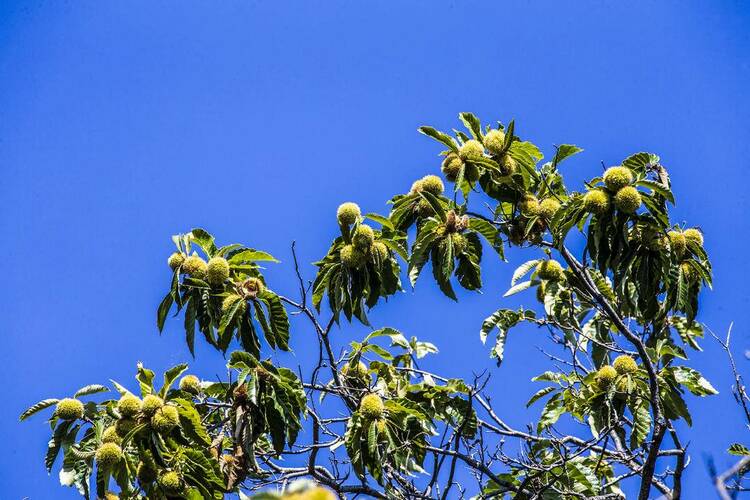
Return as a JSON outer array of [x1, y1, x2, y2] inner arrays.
[[21, 112, 743, 499]]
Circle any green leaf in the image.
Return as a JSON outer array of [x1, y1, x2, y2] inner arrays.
[[95, 460, 109, 499], [384, 399, 429, 421], [157, 291, 173, 332], [662, 388, 692, 425], [74, 385, 109, 398], [503, 120, 515, 151], [312, 263, 336, 309], [368, 420, 379, 455], [532, 371, 565, 384], [189, 228, 217, 257], [670, 316, 704, 351], [621, 152, 660, 174], [109, 380, 130, 397], [252, 299, 276, 349], [479, 308, 534, 365], [641, 194, 669, 228], [526, 387, 555, 408], [418, 191, 447, 222], [218, 296, 245, 350], [173, 398, 211, 446], [136, 364, 156, 396], [216, 243, 243, 257], [511, 259, 541, 286], [635, 179, 675, 204], [589, 269, 616, 304], [418, 126, 458, 152], [479, 310, 505, 344], [261, 292, 290, 351], [364, 344, 393, 360], [468, 218, 504, 258], [237, 313, 260, 357], [564, 459, 598, 495], [364, 327, 408, 347], [672, 366, 718, 396], [654, 339, 688, 361], [186, 488, 208, 500], [46, 420, 72, 472], [467, 155, 503, 175], [455, 251, 482, 291], [551, 144, 583, 169], [227, 249, 279, 264], [729, 443, 750, 456], [381, 236, 408, 261], [503, 279, 537, 298], [365, 212, 394, 230], [185, 297, 196, 356], [537, 393, 564, 432], [59, 453, 90, 496], [630, 399, 652, 448], [160, 363, 188, 398], [431, 240, 456, 300], [413, 340, 438, 358], [408, 224, 439, 287], [228, 350, 259, 369], [508, 140, 543, 180], [459, 112, 483, 140], [19, 398, 59, 421]]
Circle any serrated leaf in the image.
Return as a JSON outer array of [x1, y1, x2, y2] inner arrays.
[[537, 394, 564, 432], [368, 420, 378, 455], [218, 296, 244, 344], [468, 218, 504, 258], [46, 420, 72, 472], [532, 371, 565, 383], [74, 385, 109, 398], [160, 363, 188, 398], [364, 327, 408, 346], [526, 387, 555, 408], [418, 126, 458, 152], [479, 308, 534, 365], [408, 226, 439, 287], [672, 366, 718, 396], [551, 144, 583, 169], [621, 152, 660, 174], [184, 296, 196, 356], [589, 269, 616, 304], [157, 291, 173, 332], [419, 191, 447, 222], [365, 212, 394, 230], [136, 364, 155, 396], [227, 249, 279, 264], [635, 179, 675, 204], [503, 279, 538, 297], [630, 399, 652, 448], [173, 398, 211, 446], [263, 292, 290, 351], [669, 316, 704, 351], [459, 112, 483, 140], [19, 398, 59, 421], [109, 380, 130, 397], [511, 259, 542, 286], [189, 228, 217, 257], [729, 443, 750, 456]]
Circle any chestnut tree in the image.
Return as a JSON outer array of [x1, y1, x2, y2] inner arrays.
[[21, 113, 729, 499]]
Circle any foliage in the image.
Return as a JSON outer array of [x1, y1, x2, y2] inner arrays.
[[21, 112, 731, 499], [156, 229, 289, 357]]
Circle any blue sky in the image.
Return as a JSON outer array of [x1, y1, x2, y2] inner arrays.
[[1, 1, 749, 498]]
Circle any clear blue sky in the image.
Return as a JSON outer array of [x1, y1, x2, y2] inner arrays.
[[2, 2, 749, 498]]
